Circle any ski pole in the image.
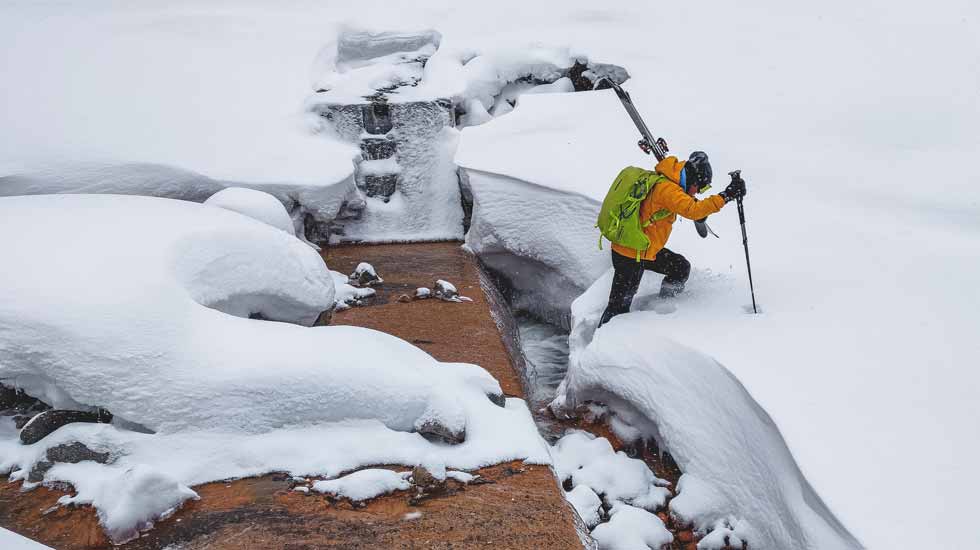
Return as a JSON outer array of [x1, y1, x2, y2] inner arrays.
[[729, 170, 758, 314]]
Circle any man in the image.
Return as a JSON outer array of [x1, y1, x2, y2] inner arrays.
[[599, 151, 746, 326]]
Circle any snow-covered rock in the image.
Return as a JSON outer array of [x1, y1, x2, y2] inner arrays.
[[204, 187, 296, 235], [350, 262, 383, 287], [331, 270, 376, 310]]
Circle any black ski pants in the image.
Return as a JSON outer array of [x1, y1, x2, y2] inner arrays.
[[599, 248, 690, 327]]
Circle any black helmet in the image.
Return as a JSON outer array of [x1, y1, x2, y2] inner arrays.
[[684, 151, 713, 193]]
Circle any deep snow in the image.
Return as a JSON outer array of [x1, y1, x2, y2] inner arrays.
[[0, 528, 53, 550], [1, 0, 977, 548], [204, 187, 297, 235], [0, 194, 548, 542]]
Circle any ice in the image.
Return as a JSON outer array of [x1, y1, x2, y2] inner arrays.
[[589, 502, 672, 550], [204, 187, 296, 235], [311, 469, 412, 501], [0, 528, 53, 550]]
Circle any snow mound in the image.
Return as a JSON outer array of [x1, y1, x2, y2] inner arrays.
[[55, 462, 200, 544], [590, 502, 672, 550], [0, 194, 476, 437], [0, 194, 550, 542], [311, 469, 411, 501], [204, 187, 296, 235], [552, 431, 670, 512], [551, 317, 860, 550], [565, 484, 602, 528]]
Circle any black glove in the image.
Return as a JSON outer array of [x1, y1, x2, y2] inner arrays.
[[719, 175, 746, 203]]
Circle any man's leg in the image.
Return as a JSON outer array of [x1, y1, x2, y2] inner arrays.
[[644, 248, 691, 298], [599, 251, 645, 327]]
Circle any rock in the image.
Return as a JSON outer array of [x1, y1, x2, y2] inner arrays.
[[27, 461, 53, 483], [349, 262, 383, 287], [13, 415, 34, 429], [411, 465, 446, 494], [313, 309, 333, 326], [20, 408, 113, 445], [47, 441, 110, 464], [397, 294, 412, 303], [416, 419, 465, 445], [486, 392, 506, 408], [414, 287, 432, 299], [433, 279, 459, 301], [28, 442, 110, 482], [1, 384, 50, 415]]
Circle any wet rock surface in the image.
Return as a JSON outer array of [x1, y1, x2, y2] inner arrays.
[[19, 409, 113, 445]]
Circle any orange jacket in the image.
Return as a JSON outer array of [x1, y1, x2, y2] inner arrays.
[[611, 156, 726, 261]]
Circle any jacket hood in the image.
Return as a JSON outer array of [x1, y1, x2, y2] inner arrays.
[[655, 156, 686, 184]]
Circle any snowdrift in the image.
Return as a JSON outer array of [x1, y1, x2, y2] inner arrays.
[[552, 310, 860, 549], [0, 194, 548, 542]]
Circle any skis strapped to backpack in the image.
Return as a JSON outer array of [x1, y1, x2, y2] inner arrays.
[[597, 77, 717, 240], [596, 77, 669, 161]]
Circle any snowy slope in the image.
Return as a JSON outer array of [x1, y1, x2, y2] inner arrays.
[[453, 4, 979, 549]]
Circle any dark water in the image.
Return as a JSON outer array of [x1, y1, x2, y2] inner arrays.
[[515, 313, 570, 406]]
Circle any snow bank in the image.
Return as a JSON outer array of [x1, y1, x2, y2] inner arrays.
[[552, 318, 860, 549], [0, 193, 549, 542], [0, 529, 53, 550], [204, 187, 296, 235], [458, 91, 645, 325]]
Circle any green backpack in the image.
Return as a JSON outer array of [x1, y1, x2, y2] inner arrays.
[[596, 166, 669, 260]]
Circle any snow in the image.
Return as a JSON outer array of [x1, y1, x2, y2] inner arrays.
[[0, 3, 360, 235], [446, 470, 476, 483], [590, 502, 672, 550], [351, 262, 382, 283], [1, 1, 977, 548], [331, 270, 377, 309], [0, 194, 549, 542], [565, 484, 602, 528], [552, 312, 859, 549], [0, 529, 53, 550], [551, 431, 670, 513], [54, 462, 200, 544], [452, 4, 979, 547], [204, 187, 296, 235], [311, 469, 411, 501]]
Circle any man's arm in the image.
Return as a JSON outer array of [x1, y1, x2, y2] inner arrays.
[[655, 184, 725, 220]]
